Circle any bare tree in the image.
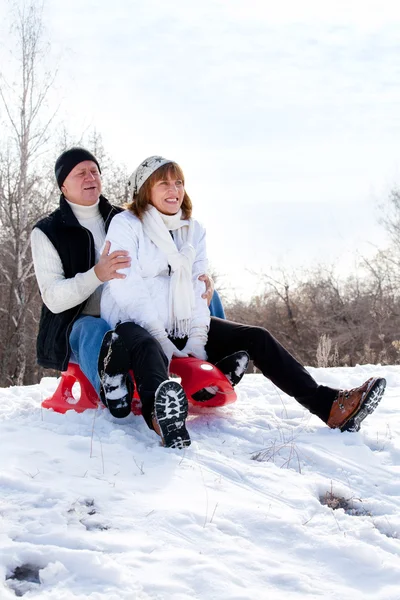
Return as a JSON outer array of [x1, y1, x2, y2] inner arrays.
[[226, 258, 400, 369], [380, 188, 400, 249], [84, 129, 129, 205], [0, 1, 57, 385]]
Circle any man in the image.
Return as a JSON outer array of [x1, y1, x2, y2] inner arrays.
[[31, 147, 216, 417]]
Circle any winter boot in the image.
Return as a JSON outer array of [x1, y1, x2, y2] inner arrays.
[[153, 380, 191, 448], [215, 350, 250, 386], [327, 377, 386, 432], [192, 350, 250, 402], [98, 330, 133, 418]]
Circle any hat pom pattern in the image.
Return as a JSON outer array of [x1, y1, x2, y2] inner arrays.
[[128, 156, 171, 198]]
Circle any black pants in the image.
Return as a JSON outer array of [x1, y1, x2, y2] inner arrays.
[[117, 318, 337, 428], [116, 322, 169, 429], [202, 318, 336, 423], [206, 317, 338, 423]]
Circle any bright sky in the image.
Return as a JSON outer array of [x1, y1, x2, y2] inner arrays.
[[2, 0, 400, 297]]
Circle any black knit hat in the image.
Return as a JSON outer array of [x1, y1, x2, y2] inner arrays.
[[54, 147, 101, 189]]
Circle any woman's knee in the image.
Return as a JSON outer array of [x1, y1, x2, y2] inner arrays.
[[117, 323, 168, 367], [116, 321, 154, 347], [148, 337, 169, 367]]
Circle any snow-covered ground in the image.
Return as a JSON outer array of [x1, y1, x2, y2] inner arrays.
[[0, 364, 399, 599]]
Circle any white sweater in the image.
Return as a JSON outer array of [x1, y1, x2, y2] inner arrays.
[[100, 210, 210, 343], [30, 200, 104, 315]]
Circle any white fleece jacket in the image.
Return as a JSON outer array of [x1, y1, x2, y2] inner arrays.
[[100, 210, 210, 344]]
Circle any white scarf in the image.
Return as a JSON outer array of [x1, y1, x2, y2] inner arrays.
[[142, 205, 195, 338]]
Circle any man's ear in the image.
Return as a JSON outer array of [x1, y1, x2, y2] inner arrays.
[[60, 184, 66, 195]]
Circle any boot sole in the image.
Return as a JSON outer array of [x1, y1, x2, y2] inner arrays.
[[154, 381, 191, 448], [340, 377, 386, 432]]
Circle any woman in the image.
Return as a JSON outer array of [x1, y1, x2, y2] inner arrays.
[[101, 156, 211, 449], [102, 156, 386, 448]]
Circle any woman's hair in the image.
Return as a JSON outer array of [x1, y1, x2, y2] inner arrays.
[[126, 162, 193, 219]]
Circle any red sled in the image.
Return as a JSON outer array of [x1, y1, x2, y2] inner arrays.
[[42, 357, 237, 415]]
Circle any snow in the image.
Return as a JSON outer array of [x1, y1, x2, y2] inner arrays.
[[0, 365, 399, 599]]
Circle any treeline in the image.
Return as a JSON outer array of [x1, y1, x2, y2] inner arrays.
[[224, 238, 400, 369]]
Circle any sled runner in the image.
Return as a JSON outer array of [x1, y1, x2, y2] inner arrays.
[[41, 357, 237, 415]]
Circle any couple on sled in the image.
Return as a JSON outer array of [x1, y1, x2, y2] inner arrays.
[[31, 148, 386, 448]]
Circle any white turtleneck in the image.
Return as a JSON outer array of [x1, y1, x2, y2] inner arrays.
[[30, 199, 105, 315]]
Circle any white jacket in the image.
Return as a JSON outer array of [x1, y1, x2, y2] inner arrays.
[[100, 210, 210, 343]]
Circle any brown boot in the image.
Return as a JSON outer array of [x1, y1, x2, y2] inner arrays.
[[327, 377, 386, 432]]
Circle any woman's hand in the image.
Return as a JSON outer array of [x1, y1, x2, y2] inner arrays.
[[198, 273, 214, 306], [183, 338, 207, 361], [158, 338, 188, 364]]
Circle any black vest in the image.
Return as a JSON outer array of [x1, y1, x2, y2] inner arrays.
[[34, 195, 122, 371]]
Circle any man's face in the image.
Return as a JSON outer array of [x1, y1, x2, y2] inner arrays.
[[61, 160, 102, 206]]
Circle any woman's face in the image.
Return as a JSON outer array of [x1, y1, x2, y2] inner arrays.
[[150, 175, 185, 215]]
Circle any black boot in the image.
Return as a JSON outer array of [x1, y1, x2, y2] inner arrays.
[[153, 380, 191, 448], [98, 330, 133, 418], [215, 350, 250, 386], [192, 350, 250, 402]]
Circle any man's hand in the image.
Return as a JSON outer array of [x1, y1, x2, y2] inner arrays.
[[94, 241, 131, 282], [199, 273, 214, 306]]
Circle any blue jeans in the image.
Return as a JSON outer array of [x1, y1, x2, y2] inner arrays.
[[209, 290, 225, 319], [69, 316, 110, 394]]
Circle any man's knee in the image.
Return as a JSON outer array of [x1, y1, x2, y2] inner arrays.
[[79, 317, 110, 343], [246, 325, 274, 349], [70, 316, 110, 353]]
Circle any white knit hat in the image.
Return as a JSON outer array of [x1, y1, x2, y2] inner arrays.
[[128, 156, 172, 198]]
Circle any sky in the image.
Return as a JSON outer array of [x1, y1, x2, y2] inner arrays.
[[1, 364, 399, 598], [2, 0, 400, 297]]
